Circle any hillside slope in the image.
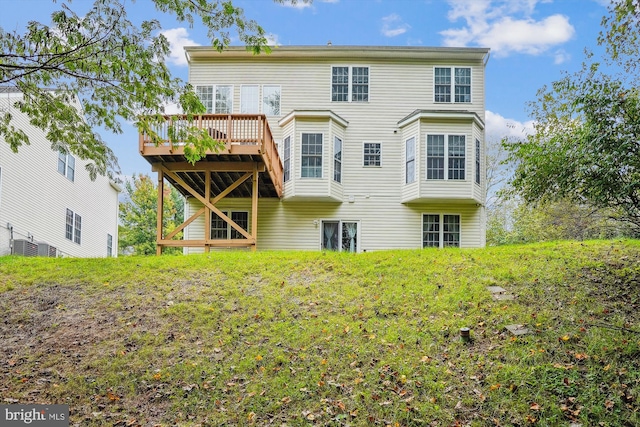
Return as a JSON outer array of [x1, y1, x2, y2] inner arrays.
[[1, 241, 639, 426]]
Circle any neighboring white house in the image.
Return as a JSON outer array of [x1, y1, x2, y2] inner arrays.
[[141, 45, 490, 253], [0, 89, 120, 257]]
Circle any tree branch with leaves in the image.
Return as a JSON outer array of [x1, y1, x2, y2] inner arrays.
[[1, 0, 303, 179]]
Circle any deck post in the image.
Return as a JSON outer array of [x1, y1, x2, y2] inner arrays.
[[156, 169, 164, 255], [204, 171, 211, 253], [251, 163, 259, 252]]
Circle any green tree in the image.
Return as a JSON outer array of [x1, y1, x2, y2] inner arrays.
[[504, 1, 640, 229], [119, 174, 184, 255], [0, 0, 301, 179]]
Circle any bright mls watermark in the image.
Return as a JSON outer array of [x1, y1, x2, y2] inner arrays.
[[1, 405, 68, 426]]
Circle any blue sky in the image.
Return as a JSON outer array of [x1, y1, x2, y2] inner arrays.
[[0, 0, 611, 178]]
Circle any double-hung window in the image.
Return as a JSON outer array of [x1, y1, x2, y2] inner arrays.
[[363, 142, 381, 167], [58, 150, 75, 181], [211, 211, 249, 239], [406, 137, 416, 184], [426, 135, 466, 180], [334, 137, 342, 183], [301, 133, 323, 178], [434, 67, 471, 103], [283, 136, 291, 183], [423, 214, 460, 248], [196, 85, 233, 113], [107, 234, 113, 257], [475, 138, 481, 185], [332, 66, 369, 102], [66, 208, 81, 244]]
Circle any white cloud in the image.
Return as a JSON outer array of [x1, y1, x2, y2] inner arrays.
[[161, 28, 200, 67], [485, 110, 535, 142], [441, 0, 574, 57], [553, 49, 571, 64], [281, 0, 312, 9], [381, 14, 411, 37]]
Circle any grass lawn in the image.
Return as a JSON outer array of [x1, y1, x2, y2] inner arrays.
[[0, 240, 639, 426]]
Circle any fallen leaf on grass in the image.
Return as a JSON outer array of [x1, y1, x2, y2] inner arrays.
[[530, 402, 541, 410]]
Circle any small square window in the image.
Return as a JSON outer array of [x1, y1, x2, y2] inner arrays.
[[363, 142, 381, 167]]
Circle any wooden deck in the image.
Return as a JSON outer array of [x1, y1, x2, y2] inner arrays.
[[139, 114, 284, 253]]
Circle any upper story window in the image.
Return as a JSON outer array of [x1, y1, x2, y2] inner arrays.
[[240, 85, 259, 113], [434, 67, 471, 103], [332, 66, 369, 102], [283, 136, 291, 183], [426, 135, 466, 180], [263, 85, 281, 116], [196, 85, 233, 113], [406, 137, 416, 184], [363, 142, 381, 167], [301, 133, 323, 178], [475, 138, 481, 185], [58, 151, 75, 182], [333, 136, 342, 183], [66, 208, 81, 244]]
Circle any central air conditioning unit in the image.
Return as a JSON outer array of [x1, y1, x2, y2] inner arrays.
[[37, 243, 57, 258], [13, 239, 38, 256]]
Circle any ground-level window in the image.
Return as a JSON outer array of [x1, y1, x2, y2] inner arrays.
[[107, 234, 113, 257], [322, 221, 359, 252], [211, 211, 249, 239], [66, 208, 81, 244], [422, 214, 460, 248]]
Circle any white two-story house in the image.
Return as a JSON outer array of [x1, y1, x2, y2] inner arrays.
[[0, 89, 120, 257], [139, 45, 489, 253]]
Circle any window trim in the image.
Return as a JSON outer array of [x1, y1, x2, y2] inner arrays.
[[300, 132, 324, 179], [363, 141, 382, 167], [405, 136, 416, 184], [425, 134, 466, 181], [330, 65, 370, 103], [433, 66, 472, 103], [422, 213, 461, 248]]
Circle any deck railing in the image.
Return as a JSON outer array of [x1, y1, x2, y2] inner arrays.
[[139, 114, 283, 196]]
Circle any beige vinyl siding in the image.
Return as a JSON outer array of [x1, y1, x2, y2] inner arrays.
[[185, 48, 487, 249], [472, 124, 485, 202], [185, 197, 483, 251], [0, 94, 119, 257]]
